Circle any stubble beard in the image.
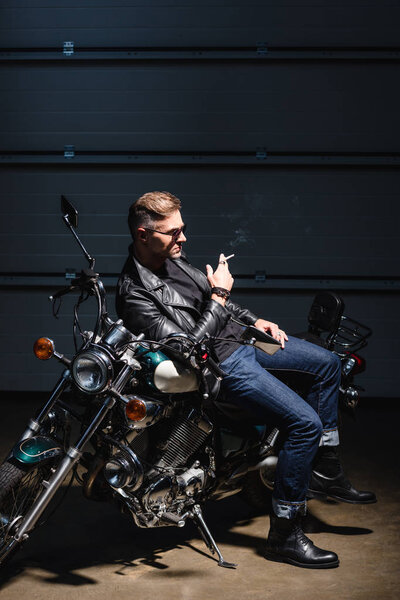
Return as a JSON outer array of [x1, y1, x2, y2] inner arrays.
[[169, 243, 183, 258]]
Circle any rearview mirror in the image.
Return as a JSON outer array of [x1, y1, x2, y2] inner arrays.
[[61, 195, 78, 228], [60, 195, 95, 269]]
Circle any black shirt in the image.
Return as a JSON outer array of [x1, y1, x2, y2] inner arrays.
[[154, 259, 243, 362]]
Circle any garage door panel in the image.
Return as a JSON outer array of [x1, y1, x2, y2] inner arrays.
[[1, 166, 399, 278], [2, 166, 399, 199], [3, 89, 392, 115], [0, 3, 398, 47], [1, 63, 398, 152]]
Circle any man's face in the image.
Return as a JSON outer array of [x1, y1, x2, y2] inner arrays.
[[140, 210, 187, 261]]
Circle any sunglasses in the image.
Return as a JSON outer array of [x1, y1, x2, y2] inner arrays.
[[145, 224, 187, 242]]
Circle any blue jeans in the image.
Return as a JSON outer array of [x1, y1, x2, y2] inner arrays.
[[219, 336, 341, 518]]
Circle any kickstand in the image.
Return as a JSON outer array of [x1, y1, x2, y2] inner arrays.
[[190, 504, 237, 569]]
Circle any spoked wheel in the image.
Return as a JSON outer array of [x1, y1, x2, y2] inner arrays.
[[0, 460, 54, 565]]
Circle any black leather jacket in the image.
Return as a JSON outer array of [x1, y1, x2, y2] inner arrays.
[[115, 248, 258, 347]]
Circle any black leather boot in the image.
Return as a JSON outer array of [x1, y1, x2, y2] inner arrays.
[[265, 513, 339, 569], [308, 446, 376, 504]]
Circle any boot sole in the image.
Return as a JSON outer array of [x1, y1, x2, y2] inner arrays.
[[308, 489, 377, 504], [264, 550, 339, 569]]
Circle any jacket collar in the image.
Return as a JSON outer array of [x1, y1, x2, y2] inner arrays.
[[126, 246, 209, 310], [131, 252, 164, 292]]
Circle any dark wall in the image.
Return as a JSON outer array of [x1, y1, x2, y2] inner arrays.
[[1, 165, 399, 276], [1, 1, 399, 47], [0, 1, 399, 394], [1, 61, 399, 153]]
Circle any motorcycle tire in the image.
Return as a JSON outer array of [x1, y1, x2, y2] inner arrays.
[[0, 459, 55, 566], [241, 468, 274, 512]]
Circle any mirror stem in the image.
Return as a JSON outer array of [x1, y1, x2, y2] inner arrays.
[[63, 214, 96, 270]]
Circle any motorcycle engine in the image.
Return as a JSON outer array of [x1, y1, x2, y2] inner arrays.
[[103, 407, 214, 524], [140, 464, 207, 513]]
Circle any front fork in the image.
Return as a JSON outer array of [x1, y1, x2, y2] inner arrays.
[[20, 369, 71, 442], [13, 376, 116, 542]]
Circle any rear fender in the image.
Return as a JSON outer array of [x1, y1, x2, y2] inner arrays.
[[11, 436, 63, 466]]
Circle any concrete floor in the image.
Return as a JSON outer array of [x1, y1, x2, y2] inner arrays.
[[0, 394, 398, 600]]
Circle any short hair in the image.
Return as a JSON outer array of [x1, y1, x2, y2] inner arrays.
[[128, 191, 181, 239]]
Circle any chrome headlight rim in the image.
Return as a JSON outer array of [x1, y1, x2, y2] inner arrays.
[[72, 348, 114, 394]]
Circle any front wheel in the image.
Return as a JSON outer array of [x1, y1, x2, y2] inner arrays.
[[0, 460, 55, 566]]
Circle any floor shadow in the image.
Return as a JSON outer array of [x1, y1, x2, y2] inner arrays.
[[0, 485, 378, 590], [302, 509, 373, 536], [0, 491, 265, 589]]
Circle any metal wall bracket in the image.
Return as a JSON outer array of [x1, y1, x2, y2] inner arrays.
[[64, 145, 75, 159], [63, 41, 74, 56], [65, 268, 77, 281], [257, 42, 268, 56], [255, 270, 267, 282], [256, 148, 267, 160]]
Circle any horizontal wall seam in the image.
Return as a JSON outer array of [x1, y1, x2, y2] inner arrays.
[[1, 47, 400, 61], [1, 153, 400, 166], [1, 275, 399, 291]]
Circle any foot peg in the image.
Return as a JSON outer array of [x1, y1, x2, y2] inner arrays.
[[190, 504, 237, 569]]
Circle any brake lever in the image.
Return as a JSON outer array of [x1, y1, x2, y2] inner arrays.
[[194, 337, 226, 380], [49, 268, 100, 303], [49, 285, 76, 302]]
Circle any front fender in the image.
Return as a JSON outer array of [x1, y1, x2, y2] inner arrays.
[[11, 435, 63, 466]]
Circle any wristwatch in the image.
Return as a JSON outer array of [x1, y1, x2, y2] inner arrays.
[[211, 287, 231, 300]]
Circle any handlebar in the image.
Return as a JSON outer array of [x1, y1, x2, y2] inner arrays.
[[49, 268, 108, 344], [155, 332, 227, 380], [49, 269, 99, 300]]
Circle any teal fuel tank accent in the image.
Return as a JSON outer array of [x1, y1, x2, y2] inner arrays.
[[136, 346, 171, 390], [136, 345, 198, 393], [254, 425, 267, 437], [12, 436, 63, 465]]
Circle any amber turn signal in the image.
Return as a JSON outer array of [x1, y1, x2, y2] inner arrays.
[[34, 337, 55, 360], [125, 397, 147, 422]]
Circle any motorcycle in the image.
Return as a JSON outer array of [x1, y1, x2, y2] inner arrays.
[[0, 197, 372, 569]]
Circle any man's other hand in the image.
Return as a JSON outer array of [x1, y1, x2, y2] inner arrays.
[[254, 318, 288, 349]]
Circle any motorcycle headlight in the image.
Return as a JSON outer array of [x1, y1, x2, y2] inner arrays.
[[72, 349, 113, 394]]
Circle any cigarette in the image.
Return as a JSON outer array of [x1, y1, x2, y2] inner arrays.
[[224, 254, 235, 261]]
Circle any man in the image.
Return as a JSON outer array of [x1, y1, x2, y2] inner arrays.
[[116, 190, 376, 569]]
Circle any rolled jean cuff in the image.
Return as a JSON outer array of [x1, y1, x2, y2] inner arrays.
[[319, 427, 339, 447], [272, 497, 307, 520]]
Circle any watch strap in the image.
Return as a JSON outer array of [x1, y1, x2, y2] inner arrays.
[[211, 287, 231, 300]]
